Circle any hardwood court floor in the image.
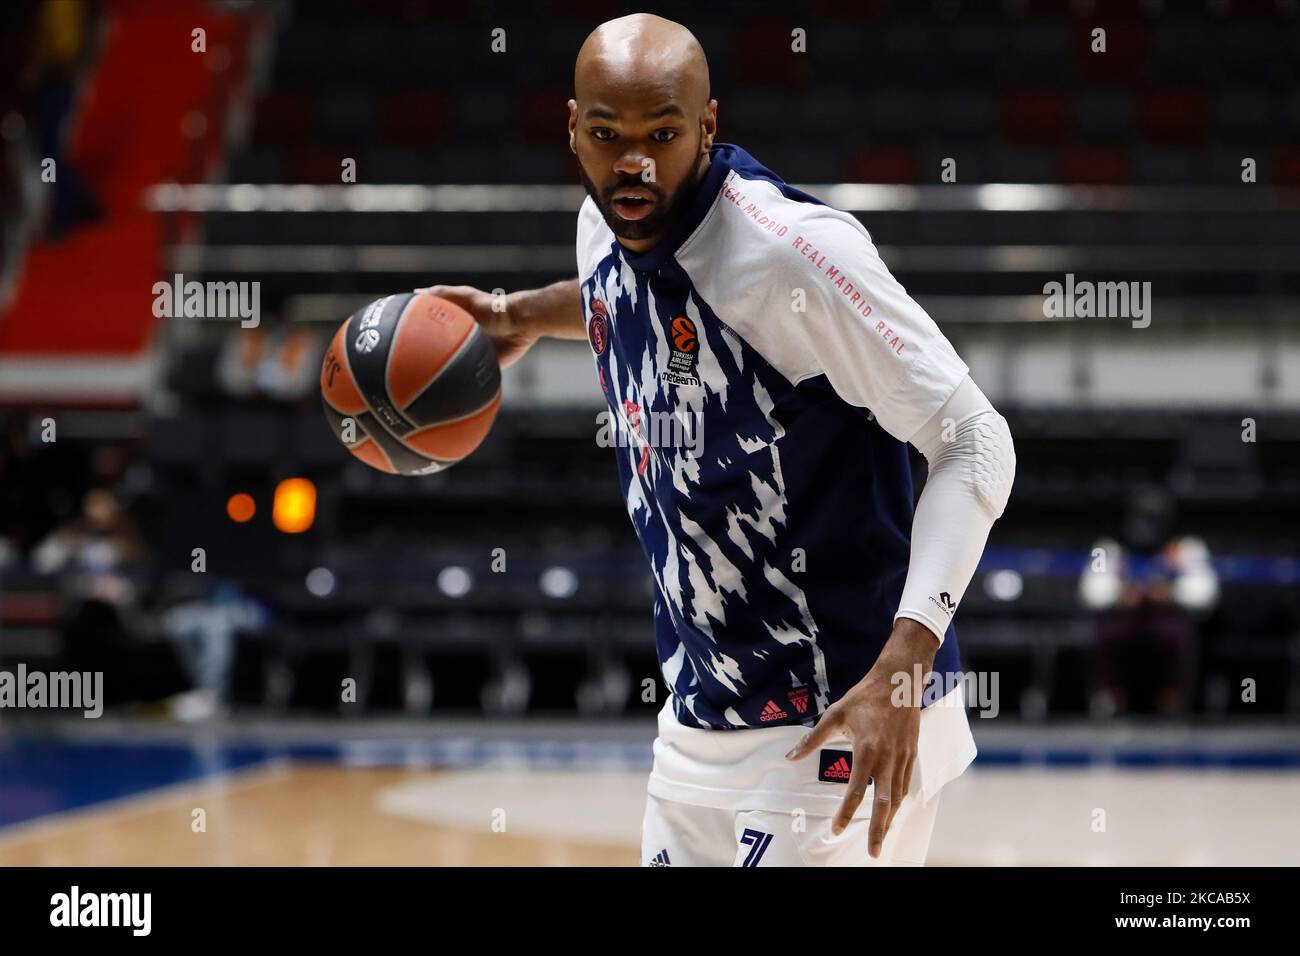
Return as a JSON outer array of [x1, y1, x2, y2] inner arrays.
[[3, 740, 1298, 866], [0, 764, 640, 867]]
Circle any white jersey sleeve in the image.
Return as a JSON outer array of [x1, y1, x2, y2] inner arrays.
[[576, 196, 613, 281], [896, 375, 1016, 644], [783, 207, 970, 441], [675, 177, 968, 442]]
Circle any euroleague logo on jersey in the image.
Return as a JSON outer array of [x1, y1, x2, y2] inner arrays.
[[588, 297, 608, 356], [662, 315, 701, 388], [671, 316, 697, 352]]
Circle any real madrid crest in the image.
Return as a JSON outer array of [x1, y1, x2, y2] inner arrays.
[[588, 297, 608, 356]]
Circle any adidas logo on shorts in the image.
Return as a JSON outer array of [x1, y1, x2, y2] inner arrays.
[[818, 749, 853, 782], [648, 849, 671, 866]]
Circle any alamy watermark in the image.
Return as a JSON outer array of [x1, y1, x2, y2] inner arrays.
[[50, 886, 150, 936], [152, 272, 260, 327], [891, 666, 1000, 718], [596, 403, 703, 460], [0, 664, 103, 718], [1043, 273, 1151, 328]]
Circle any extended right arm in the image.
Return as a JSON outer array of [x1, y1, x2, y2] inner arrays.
[[414, 278, 585, 368]]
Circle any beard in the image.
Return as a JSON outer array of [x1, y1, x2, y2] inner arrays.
[[577, 149, 706, 243]]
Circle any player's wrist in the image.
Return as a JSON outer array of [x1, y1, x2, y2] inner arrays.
[[506, 282, 576, 341], [851, 618, 939, 708], [504, 289, 543, 339], [884, 616, 941, 669]]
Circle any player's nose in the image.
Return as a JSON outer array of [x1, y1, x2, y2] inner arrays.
[[612, 150, 649, 178]]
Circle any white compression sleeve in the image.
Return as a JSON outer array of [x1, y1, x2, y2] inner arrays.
[[894, 375, 1016, 644]]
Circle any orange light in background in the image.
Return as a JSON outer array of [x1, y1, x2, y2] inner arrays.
[[226, 493, 256, 523], [272, 478, 316, 534]]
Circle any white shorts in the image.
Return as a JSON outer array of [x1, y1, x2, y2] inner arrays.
[[641, 682, 976, 867]]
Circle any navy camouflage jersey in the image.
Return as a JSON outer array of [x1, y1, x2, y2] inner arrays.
[[577, 144, 970, 730]]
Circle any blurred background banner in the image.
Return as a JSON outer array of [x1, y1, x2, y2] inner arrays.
[[0, 0, 1298, 867]]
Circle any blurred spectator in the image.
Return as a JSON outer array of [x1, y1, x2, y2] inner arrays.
[[0, 411, 91, 556], [23, 0, 104, 240], [0, 2, 41, 308], [0, 531, 18, 576], [161, 580, 268, 720], [33, 487, 144, 597], [35, 487, 186, 707], [217, 311, 322, 401], [1079, 487, 1219, 717]]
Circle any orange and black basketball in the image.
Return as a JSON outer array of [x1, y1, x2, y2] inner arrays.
[[320, 293, 501, 475]]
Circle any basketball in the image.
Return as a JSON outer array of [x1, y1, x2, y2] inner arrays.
[[320, 292, 502, 475]]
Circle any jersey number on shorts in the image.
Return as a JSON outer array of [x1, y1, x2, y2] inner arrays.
[[739, 828, 774, 867]]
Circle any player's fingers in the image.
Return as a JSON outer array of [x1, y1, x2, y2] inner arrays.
[[890, 752, 915, 833], [866, 754, 896, 858], [414, 283, 481, 300], [830, 746, 874, 835], [784, 708, 841, 761], [900, 751, 916, 804], [885, 760, 908, 833]]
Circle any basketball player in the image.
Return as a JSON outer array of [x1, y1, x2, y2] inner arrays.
[[418, 13, 1015, 866]]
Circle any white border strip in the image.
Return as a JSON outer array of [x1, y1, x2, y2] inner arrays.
[[0, 355, 157, 400]]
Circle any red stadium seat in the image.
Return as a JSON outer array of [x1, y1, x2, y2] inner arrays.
[[1079, 0, 1148, 18], [1230, 0, 1287, 16], [1001, 88, 1070, 145], [1059, 145, 1131, 185], [354, 0, 472, 22], [1075, 20, 1149, 85], [813, 0, 883, 18], [548, 0, 619, 18], [519, 88, 569, 143], [1139, 88, 1209, 145], [251, 90, 312, 147], [288, 146, 349, 184], [382, 90, 449, 145], [736, 19, 808, 90], [847, 146, 919, 184], [1274, 145, 1300, 186]]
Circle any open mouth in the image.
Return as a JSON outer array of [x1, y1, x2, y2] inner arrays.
[[611, 192, 657, 221]]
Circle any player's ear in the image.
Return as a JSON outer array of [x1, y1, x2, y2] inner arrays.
[[701, 99, 718, 152], [567, 99, 578, 154]]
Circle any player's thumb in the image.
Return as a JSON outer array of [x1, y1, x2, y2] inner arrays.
[[785, 710, 838, 761]]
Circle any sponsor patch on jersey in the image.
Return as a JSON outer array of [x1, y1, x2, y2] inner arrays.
[[660, 370, 700, 388], [818, 749, 853, 783], [661, 315, 701, 387]]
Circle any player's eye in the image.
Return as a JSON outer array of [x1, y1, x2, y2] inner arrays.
[[590, 127, 616, 141], [652, 129, 678, 143]]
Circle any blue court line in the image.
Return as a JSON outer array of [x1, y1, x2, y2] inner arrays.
[[0, 740, 273, 828]]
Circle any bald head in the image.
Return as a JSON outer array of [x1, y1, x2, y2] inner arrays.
[[568, 14, 718, 251], [575, 14, 710, 113]]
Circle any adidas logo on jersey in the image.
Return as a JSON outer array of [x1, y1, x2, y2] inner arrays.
[[818, 749, 853, 782], [759, 699, 787, 722], [648, 849, 671, 866]]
